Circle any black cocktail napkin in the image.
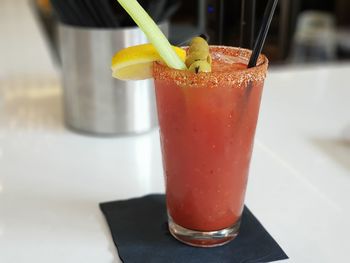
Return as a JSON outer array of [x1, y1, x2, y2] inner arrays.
[[100, 194, 288, 263]]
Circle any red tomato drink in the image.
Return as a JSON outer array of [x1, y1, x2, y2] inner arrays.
[[153, 46, 268, 247]]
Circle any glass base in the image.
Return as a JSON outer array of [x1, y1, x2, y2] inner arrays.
[[168, 216, 241, 247]]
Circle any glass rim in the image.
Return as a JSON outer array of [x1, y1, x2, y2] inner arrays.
[[153, 46, 269, 89]]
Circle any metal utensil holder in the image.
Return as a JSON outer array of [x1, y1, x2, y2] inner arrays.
[[58, 23, 168, 135]]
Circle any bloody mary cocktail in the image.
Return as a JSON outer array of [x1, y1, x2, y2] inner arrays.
[[153, 46, 268, 247]]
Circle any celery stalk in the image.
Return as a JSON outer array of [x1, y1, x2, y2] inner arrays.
[[117, 0, 186, 70]]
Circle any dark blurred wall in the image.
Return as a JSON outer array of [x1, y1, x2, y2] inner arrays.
[[170, 0, 350, 62], [300, 0, 335, 12], [336, 0, 350, 26]]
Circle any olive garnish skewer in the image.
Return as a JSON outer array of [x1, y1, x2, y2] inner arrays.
[[185, 36, 212, 73]]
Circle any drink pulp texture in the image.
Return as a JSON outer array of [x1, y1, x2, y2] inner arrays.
[[153, 47, 267, 231]]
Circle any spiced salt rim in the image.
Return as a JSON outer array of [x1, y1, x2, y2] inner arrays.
[[153, 46, 268, 89]]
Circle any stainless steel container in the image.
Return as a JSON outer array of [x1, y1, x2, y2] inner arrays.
[[58, 23, 168, 135]]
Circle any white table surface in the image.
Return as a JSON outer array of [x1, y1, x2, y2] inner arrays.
[[1, 1, 350, 262]]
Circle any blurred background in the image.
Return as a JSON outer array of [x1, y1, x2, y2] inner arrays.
[[2, 0, 349, 72], [0, 1, 347, 162], [23, 0, 350, 66], [165, 0, 350, 64], [1, 0, 350, 136]]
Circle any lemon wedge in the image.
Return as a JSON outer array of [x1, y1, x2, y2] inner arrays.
[[111, 44, 186, 80]]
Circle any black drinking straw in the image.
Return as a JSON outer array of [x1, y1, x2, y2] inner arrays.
[[247, 0, 279, 68]]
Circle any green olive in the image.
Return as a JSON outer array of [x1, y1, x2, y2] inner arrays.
[[190, 36, 208, 46], [189, 38, 209, 53], [189, 60, 211, 73], [185, 51, 210, 68], [189, 44, 209, 54], [186, 36, 212, 72], [207, 54, 212, 64]]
